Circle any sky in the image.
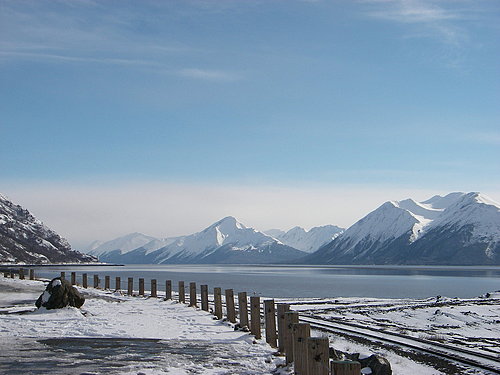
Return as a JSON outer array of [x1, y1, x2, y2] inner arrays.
[[1, 0, 499, 249]]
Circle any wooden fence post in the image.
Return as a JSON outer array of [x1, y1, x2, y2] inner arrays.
[[93, 274, 99, 289], [151, 279, 157, 297], [214, 287, 223, 319], [238, 292, 249, 328], [264, 299, 277, 348], [60, 271, 65, 280], [29, 269, 34, 280], [201, 284, 209, 311], [10, 271, 14, 278], [19, 268, 24, 280], [165, 280, 172, 300], [82, 273, 88, 288], [178, 281, 185, 303], [71, 272, 76, 285], [250, 296, 261, 339], [330, 361, 361, 375], [189, 282, 197, 307], [306, 337, 329, 375], [277, 303, 290, 353], [128, 277, 133, 295], [292, 323, 311, 375], [139, 278, 145, 296], [105, 276, 110, 290], [225, 289, 236, 323], [115, 276, 121, 291], [284, 311, 299, 363]]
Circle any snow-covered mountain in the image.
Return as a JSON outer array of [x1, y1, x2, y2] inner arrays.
[[94, 217, 306, 264], [0, 193, 96, 264], [266, 225, 344, 253], [304, 192, 500, 265], [88, 232, 161, 258]]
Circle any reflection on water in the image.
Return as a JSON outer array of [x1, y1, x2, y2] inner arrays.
[[32, 264, 500, 299]]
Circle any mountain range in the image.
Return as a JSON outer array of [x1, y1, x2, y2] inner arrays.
[[303, 192, 500, 265], [0, 194, 95, 264]]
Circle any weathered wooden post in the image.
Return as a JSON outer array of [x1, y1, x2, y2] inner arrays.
[[165, 280, 172, 300], [71, 272, 76, 285], [250, 296, 261, 339], [264, 299, 277, 348], [284, 311, 299, 363], [93, 274, 99, 288], [201, 284, 209, 311], [330, 361, 362, 375], [60, 271, 65, 280], [151, 279, 157, 297], [18, 268, 24, 280], [225, 289, 236, 323], [178, 281, 185, 303], [115, 276, 121, 291], [4, 272, 8, 278], [139, 278, 145, 296], [293, 323, 311, 374], [104, 275, 110, 290], [10, 271, 15, 278], [189, 282, 197, 307], [238, 291, 249, 328], [82, 273, 88, 288], [29, 269, 35, 280], [277, 303, 290, 353], [306, 337, 329, 375], [214, 287, 223, 319], [128, 277, 133, 295]]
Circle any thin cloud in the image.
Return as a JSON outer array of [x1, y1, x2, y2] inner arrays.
[[178, 68, 241, 82]]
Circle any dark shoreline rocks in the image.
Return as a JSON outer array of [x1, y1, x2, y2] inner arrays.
[[35, 277, 85, 309]]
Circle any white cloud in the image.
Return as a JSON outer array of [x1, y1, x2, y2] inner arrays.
[[178, 68, 241, 82]]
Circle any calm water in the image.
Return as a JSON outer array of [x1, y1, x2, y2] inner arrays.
[[30, 264, 500, 299]]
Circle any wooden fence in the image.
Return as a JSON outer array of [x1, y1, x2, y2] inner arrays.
[[4, 268, 362, 375]]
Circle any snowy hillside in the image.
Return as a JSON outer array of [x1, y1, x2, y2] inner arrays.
[[88, 233, 162, 257], [304, 192, 500, 265], [266, 225, 344, 253], [94, 217, 306, 264], [0, 193, 96, 264]]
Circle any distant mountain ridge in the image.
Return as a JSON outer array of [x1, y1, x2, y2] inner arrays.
[[91, 216, 307, 264], [265, 225, 344, 253], [303, 192, 500, 265], [0, 193, 96, 264]]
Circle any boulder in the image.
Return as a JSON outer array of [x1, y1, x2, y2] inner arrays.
[[352, 354, 392, 375], [35, 277, 85, 309]]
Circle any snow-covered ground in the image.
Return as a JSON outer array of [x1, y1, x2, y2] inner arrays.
[[1, 277, 496, 374]]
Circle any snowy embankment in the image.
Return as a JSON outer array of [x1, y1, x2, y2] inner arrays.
[[0, 277, 280, 374]]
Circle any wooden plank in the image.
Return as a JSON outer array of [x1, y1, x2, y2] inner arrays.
[[284, 311, 299, 363], [214, 287, 223, 319], [189, 282, 197, 307], [201, 284, 209, 311], [165, 280, 172, 300], [250, 296, 261, 339], [127, 277, 133, 295], [178, 281, 185, 303], [264, 299, 277, 348], [225, 289, 236, 323], [306, 337, 329, 375], [330, 360, 362, 375], [139, 278, 145, 296], [238, 292, 249, 328], [292, 323, 311, 375], [151, 279, 157, 297], [277, 303, 290, 353]]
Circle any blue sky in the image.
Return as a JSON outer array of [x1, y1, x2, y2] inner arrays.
[[1, 0, 499, 246]]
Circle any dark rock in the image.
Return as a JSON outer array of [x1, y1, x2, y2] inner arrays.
[[351, 354, 392, 375], [35, 277, 85, 309]]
